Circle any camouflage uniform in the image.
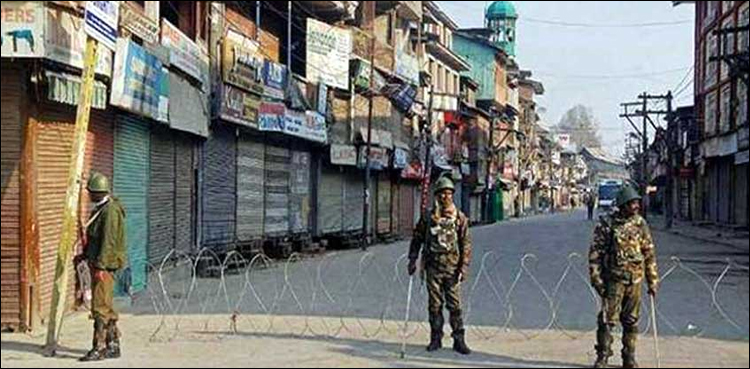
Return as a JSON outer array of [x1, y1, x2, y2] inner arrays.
[[409, 204, 472, 351], [589, 211, 659, 368], [83, 192, 127, 361]]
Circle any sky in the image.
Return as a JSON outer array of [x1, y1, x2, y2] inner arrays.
[[437, 1, 696, 158]]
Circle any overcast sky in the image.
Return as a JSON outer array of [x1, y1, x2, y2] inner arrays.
[[437, 1, 696, 158]]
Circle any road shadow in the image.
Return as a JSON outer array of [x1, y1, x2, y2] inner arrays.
[[0, 340, 88, 360], [195, 330, 587, 368]]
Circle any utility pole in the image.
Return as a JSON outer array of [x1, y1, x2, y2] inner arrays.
[[45, 37, 99, 355], [485, 112, 496, 223], [641, 93, 649, 219], [665, 92, 674, 229], [362, 35, 376, 251]]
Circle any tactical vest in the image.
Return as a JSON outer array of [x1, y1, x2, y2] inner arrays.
[[428, 216, 459, 255], [605, 217, 646, 285]]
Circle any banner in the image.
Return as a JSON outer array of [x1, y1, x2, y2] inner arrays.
[[259, 102, 286, 132], [222, 29, 263, 94], [111, 38, 169, 122], [161, 20, 209, 87], [306, 18, 352, 89], [220, 85, 261, 129], [1, 1, 44, 58], [331, 144, 358, 166]]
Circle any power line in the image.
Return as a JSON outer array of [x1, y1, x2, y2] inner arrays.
[[521, 17, 693, 28], [535, 66, 692, 80]]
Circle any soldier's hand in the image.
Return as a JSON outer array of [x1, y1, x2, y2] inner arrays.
[[648, 284, 658, 297], [594, 284, 606, 298], [407, 261, 417, 276]]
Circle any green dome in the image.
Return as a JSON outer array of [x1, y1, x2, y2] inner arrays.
[[486, 1, 518, 19]]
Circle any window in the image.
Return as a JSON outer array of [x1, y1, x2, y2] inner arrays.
[[722, 1, 734, 14], [738, 83, 748, 127], [705, 1, 718, 28], [740, 3, 749, 52], [706, 32, 719, 88], [705, 91, 718, 135], [161, 1, 197, 39], [720, 84, 732, 132], [720, 18, 735, 82]]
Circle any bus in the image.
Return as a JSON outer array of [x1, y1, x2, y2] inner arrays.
[[597, 180, 623, 211]]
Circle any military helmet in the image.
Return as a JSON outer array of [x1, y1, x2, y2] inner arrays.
[[616, 185, 641, 207], [87, 172, 110, 194], [434, 175, 455, 194]]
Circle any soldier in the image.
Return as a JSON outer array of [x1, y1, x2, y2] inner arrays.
[[80, 173, 128, 362], [408, 176, 472, 355], [588, 185, 659, 368], [586, 190, 597, 221]]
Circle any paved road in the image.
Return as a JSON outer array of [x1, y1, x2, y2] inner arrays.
[[126, 209, 749, 341]]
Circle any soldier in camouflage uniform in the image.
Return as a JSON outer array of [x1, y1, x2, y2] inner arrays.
[[408, 176, 472, 355], [80, 173, 128, 362], [589, 185, 659, 368]]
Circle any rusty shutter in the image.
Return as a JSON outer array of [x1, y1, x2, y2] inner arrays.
[[1, 61, 24, 329], [149, 126, 175, 265], [35, 102, 114, 322], [290, 150, 311, 235], [398, 183, 417, 239], [174, 133, 196, 254], [237, 135, 265, 242], [264, 145, 291, 237], [376, 173, 392, 236], [318, 166, 344, 235]]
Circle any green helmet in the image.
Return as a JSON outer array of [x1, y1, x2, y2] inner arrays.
[[616, 185, 641, 207], [87, 172, 110, 194], [434, 175, 455, 194]]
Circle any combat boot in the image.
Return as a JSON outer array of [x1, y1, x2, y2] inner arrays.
[[593, 313, 614, 368], [104, 320, 121, 359], [452, 329, 471, 355], [426, 330, 443, 352], [622, 328, 639, 368], [427, 313, 444, 352], [80, 318, 107, 362]]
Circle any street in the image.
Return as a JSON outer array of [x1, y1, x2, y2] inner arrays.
[[2, 210, 748, 368]]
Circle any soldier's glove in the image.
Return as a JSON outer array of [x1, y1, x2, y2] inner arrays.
[[407, 260, 417, 276]]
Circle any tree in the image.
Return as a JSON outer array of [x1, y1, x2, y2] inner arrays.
[[555, 105, 602, 149]]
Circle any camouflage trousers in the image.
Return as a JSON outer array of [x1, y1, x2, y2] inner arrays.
[[596, 281, 643, 359], [91, 269, 119, 351], [425, 267, 464, 334]]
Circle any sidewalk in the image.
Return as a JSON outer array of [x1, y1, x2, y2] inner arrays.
[[649, 214, 750, 252], [2, 313, 748, 368]]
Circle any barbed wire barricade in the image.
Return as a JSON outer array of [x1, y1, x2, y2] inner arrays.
[[135, 248, 749, 346]]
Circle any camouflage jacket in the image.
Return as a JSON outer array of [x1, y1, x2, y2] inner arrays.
[[409, 209, 472, 276], [589, 212, 659, 290], [86, 197, 128, 271]]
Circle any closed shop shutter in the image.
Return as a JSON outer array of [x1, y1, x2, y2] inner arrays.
[[318, 166, 344, 235], [718, 160, 732, 224], [470, 195, 482, 224], [377, 173, 392, 235], [290, 151, 311, 234], [202, 125, 237, 251], [174, 134, 196, 254], [736, 164, 748, 227], [398, 183, 417, 239], [391, 182, 400, 237], [35, 102, 114, 320], [1, 61, 24, 328], [344, 170, 364, 233], [149, 126, 175, 265], [237, 135, 265, 242], [264, 145, 291, 237], [114, 113, 150, 293]]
